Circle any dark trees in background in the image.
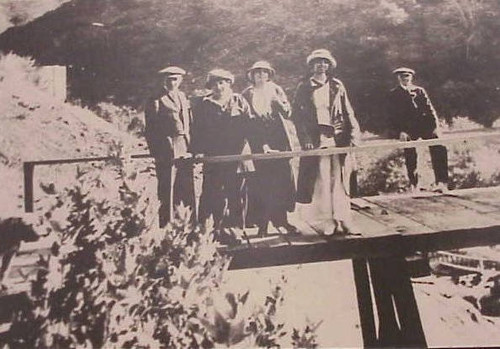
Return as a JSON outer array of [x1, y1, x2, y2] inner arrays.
[[0, 0, 499, 132]]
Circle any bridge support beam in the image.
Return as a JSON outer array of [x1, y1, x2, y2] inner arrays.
[[353, 257, 427, 348]]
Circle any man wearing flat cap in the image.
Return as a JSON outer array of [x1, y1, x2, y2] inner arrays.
[[191, 68, 255, 238], [387, 67, 449, 192], [145, 66, 195, 227]]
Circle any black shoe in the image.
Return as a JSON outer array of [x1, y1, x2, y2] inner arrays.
[[257, 227, 268, 238], [336, 221, 361, 236], [280, 223, 300, 235], [431, 182, 449, 193], [214, 229, 241, 246]]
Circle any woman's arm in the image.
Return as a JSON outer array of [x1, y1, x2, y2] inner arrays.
[[272, 84, 292, 119]]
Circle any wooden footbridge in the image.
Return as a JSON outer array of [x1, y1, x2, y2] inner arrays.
[[221, 186, 500, 347], [5, 127, 500, 347]]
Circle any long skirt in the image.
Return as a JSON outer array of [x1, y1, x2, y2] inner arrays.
[[298, 133, 352, 233], [249, 158, 296, 229]]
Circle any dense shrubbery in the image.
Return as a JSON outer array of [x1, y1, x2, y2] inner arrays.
[[5, 160, 318, 348], [357, 150, 408, 196], [357, 146, 500, 196]]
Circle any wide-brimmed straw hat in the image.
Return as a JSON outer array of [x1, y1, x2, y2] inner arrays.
[[206, 68, 235, 88], [306, 49, 337, 68], [246, 60, 275, 81]]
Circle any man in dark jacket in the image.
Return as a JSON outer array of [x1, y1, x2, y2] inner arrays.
[[145, 66, 195, 227], [387, 67, 449, 192], [191, 69, 255, 234]]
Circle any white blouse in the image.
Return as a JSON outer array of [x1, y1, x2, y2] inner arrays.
[[250, 83, 275, 117], [312, 81, 332, 126]]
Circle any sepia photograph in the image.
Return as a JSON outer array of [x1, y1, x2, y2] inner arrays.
[[1, 0, 500, 347]]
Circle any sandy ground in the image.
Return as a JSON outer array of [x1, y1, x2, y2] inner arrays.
[[226, 260, 362, 348], [226, 261, 500, 348]]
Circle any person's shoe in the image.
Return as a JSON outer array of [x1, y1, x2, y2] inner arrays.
[[280, 223, 300, 235], [409, 184, 424, 194], [214, 229, 241, 246], [339, 221, 361, 236], [431, 182, 449, 193], [323, 225, 336, 237], [257, 227, 268, 238], [325, 220, 360, 236]]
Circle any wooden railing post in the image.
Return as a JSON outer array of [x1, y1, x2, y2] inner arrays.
[[23, 162, 34, 213]]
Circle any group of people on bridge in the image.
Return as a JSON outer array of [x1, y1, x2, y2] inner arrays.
[[145, 48, 449, 241]]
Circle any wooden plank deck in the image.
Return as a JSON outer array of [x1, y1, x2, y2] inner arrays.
[[223, 186, 500, 270]]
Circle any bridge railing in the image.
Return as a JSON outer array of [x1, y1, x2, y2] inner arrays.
[[23, 127, 500, 212]]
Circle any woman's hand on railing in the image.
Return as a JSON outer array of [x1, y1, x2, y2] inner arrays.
[[303, 142, 314, 150]]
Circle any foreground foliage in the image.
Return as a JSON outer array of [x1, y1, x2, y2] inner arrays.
[[6, 161, 317, 348]]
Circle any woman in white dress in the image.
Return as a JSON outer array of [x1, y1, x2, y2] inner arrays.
[[292, 49, 360, 235]]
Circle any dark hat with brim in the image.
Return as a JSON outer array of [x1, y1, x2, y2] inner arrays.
[[392, 67, 415, 75], [158, 66, 186, 76], [206, 68, 235, 88]]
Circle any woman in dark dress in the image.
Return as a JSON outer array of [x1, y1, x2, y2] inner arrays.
[[242, 61, 297, 237]]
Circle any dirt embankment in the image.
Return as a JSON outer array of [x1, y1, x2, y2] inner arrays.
[[0, 53, 141, 217]]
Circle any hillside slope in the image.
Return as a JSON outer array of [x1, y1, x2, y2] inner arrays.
[[0, 0, 70, 34], [0, 0, 498, 129], [0, 54, 141, 216]]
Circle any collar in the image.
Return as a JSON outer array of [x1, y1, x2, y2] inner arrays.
[[399, 83, 415, 91], [203, 92, 234, 108], [310, 77, 329, 88]]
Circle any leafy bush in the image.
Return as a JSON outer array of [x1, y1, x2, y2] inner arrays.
[[6, 160, 318, 348], [357, 131, 500, 196], [448, 145, 500, 190], [0, 52, 51, 94], [92, 102, 145, 138], [357, 150, 408, 196]]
